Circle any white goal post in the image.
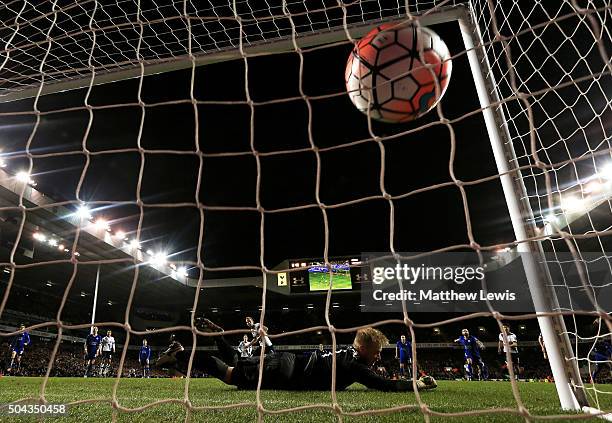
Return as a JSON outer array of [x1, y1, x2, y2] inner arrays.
[[458, 6, 589, 410]]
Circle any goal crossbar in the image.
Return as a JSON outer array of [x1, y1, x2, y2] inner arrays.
[[0, 4, 468, 104]]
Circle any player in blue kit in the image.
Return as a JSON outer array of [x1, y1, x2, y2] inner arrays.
[[395, 335, 412, 379], [139, 339, 152, 378], [590, 338, 612, 382], [7, 324, 30, 375], [83, 326, 102, 378], [454, 329, 488, 381]]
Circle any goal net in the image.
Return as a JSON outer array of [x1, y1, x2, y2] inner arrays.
[[0, 0, 610, 420]]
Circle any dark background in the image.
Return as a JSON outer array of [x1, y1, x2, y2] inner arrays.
[[0, 1, 609, 343]]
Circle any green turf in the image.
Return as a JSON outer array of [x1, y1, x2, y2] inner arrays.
[[308, 271, 352, 291], [0, 377, 611, 422]]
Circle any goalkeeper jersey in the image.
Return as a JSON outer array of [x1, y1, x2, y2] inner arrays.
[[232, 346, 412, 392]]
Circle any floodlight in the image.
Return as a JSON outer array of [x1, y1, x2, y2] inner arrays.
[[33, 232, 46, 242], [561, 196, 585, 212], [15, 171, 30, 183], [93, 219, 109, 230], [584, 180, 603, 194], [599, 163, 612, 180], [76, 205, 92, 220], [151, 252, 167, 266]]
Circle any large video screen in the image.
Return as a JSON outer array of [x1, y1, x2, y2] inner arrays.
[[307, 261, 353, 291]]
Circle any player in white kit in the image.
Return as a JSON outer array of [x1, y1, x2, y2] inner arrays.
[[245, 316, 274, 354], [99, 330, 116, 377]]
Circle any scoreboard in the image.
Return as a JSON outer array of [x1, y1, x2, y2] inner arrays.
[[285, 258, 370, 293]]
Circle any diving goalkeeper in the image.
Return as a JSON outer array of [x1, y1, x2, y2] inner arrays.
[[199, 319, 436, 391]]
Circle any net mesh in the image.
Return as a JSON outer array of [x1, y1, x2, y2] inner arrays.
[[0, 0, 611, 420], [0, 0, 457, 100], [473, 0, 612, 407]]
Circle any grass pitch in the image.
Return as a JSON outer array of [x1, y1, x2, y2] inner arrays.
[[308, 271, 352, 291], [1, 377, 611, 422]]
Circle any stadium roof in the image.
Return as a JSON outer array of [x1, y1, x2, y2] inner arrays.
[[0, 166, 371, 328]]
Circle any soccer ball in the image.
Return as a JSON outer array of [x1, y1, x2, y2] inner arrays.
[[345, 22, 452, 123]]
